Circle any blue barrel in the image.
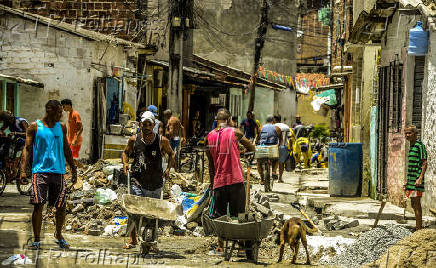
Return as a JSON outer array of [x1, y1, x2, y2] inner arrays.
[[328, 143, 362, 196], [408, 21, 429, 56]]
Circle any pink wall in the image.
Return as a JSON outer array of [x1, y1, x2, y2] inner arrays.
[[386, 133, 406, 206]]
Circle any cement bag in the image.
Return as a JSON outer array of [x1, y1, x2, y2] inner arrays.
[[181, 189, 210, 223]]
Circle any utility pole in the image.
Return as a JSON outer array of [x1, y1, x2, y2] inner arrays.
[[248, 0, 269, 112], [168, 0, 187, 116]]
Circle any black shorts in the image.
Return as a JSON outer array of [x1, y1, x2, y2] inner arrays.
[[30, 173, 67, 208], [210, 183, 245, 218]]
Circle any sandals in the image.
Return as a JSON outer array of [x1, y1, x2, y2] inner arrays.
[[55, 238, 70, 249], [28, 241, 41, 250], [123, 242, 137, 249]]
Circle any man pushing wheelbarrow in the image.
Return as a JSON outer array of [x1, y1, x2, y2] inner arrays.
[[121, 111, 175, 252], [204, 108, 255, 257]]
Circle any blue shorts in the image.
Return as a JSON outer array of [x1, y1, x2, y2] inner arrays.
[[130, 184, 162, 199], [279, 145, 290, 163]]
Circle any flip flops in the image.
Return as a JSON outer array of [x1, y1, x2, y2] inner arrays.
[[123, 242, 137, 249], [55, 238, 70, 249], [28, 241, 41, 250]]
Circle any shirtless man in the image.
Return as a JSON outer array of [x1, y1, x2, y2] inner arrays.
[[163, 109, 186, 151]]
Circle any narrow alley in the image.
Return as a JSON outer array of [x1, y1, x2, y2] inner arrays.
[[0, 0, 436, 267]]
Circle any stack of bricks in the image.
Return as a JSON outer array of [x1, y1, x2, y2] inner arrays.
[[5, 0, 140, 40]]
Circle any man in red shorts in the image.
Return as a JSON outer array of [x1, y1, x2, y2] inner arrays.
[[61, 99, 83, 166], [404, 125, 427, 231]]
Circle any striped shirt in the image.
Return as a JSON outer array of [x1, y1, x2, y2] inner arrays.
[[406, 140, 427, 191]]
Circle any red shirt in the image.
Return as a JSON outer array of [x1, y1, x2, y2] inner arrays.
[[207, 127, 244, 189]]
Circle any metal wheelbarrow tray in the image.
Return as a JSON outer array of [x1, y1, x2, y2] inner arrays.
[[207, 215, 275, 262], [121, 194, 180, 221], [121, 194, 181, 255]]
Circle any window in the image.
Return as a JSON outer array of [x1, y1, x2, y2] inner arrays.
[[412, 56, 425, 134], [0, 80, 18, 115], [390, 61, 403, 130], [379, 60, 403, 131]]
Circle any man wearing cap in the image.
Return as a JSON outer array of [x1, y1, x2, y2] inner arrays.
[[121, 111, 175, 250], [147, 105, 164, 135]]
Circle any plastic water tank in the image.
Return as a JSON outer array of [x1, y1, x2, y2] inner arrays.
[[408, 21, 429, 56], [328, 143, 362, 197]]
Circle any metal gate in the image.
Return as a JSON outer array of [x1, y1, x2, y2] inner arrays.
[[412, 56, 425, 136]]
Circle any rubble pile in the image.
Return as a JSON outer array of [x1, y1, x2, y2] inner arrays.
[[325, 224, 411, 267], [44, 159, 202, 236], [366, 228, 436, 268]]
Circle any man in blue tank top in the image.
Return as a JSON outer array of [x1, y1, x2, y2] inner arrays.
[[256, 115, 282, 184], [20, 100, 77, 250]]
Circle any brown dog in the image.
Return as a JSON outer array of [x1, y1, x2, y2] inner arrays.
[[276, 217, 318, 264]]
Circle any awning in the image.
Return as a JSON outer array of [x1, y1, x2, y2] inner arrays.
[[147, 57, 286, 91], [0, 73, 44, 88], [314, 83, 344, 91]]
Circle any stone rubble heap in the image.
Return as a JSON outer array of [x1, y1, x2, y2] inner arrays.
[[325, 224, 411, 267], [44, 159, 199, 236]]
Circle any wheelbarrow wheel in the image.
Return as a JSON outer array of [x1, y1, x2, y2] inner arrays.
[[140, 242, 151, 256], [246, 241, 260, 263]]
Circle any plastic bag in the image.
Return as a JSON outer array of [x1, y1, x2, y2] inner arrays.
[[112, 216, 128, 225], [102, 224, 127, 237], [83, 181, 92, 191], [102, 165, 122, 176], [95, 188, 117, 204]]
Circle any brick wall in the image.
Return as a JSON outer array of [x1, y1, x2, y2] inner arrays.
[[1, 0, 140, 40], [297, 9, 328, 68], [0, 13, 138, 159]]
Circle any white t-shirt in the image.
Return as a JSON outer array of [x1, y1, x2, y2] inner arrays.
[[275, 123, 290, 144], [275, 123, 290, 133]]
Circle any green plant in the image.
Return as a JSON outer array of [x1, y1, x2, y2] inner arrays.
[[310, 124, 330, 140]]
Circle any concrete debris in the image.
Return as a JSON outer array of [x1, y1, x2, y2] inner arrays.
[[71, 204, 85, 213], [325, 224, 411, 267], [56, 158, 204, 237], [186, 222, 198, 231], [323, 216, 359, 231]]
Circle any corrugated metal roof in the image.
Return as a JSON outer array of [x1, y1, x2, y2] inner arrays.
[[400, 0, 436, 17], [0, 73, 44, 88], [0, 4, 144, 48]]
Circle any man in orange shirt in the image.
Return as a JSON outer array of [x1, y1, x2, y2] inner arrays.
[[61, 99, 83, 166]]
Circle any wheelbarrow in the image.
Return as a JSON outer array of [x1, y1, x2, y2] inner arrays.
[[204, 215, 274, 263], [122, 171, 180, 255]]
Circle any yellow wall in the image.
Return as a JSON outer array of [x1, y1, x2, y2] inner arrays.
[[297, 94, 331, 126]]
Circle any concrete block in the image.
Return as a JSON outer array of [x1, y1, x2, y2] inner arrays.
[[238, 212, 256, 223], [344, 220, 359, 229], [186, 222, 198, 231], [77, 48, 86, 58], [255, 203, 271, 216], [87, 229, 102, 236], [58, 47, 70, 58], [261, 200, 270, 209]]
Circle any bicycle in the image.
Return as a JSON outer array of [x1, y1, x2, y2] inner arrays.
[[176, 135, 206, 178], [0, 135, 32, 196]]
